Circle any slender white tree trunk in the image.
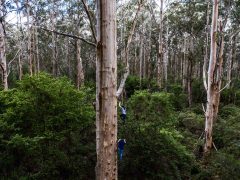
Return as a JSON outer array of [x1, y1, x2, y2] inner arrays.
[[0, 1, 8, 90], [140, 32, 143, 86], [204, 0, 219, 154], [35, 25, 40, 73], [164, 11, 169, 88], [50, 1, 57, 76], [203, 0, 210, 91], [76, 31, 84, 89], [226, 36, 235, 89], [182, 36, 187, 91], [157, 0, 163, 88], [15, 0, 23, 79], [26, 0, 33, 76], [95, 0, 117, 179], [147, 22, 152, 79]]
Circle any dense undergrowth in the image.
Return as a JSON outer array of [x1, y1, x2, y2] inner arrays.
[[0, 74, 239, 179]]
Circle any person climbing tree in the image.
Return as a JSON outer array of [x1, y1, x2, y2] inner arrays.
[[119, 102, 127, 123], [118, 139, 126, 161]]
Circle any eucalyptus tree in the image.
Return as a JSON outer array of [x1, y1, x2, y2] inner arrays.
[[95, 0, 117, 179], [0, 0, 8, 90]]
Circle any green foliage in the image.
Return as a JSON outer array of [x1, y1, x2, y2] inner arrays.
[[207, 152, 240, 180], [196, 152, 240, 180], [214, 105, 240, 158], [191, 80, 206, 104], [127, 90, 175, 126], [176, 111, 204, 155], [1, 74, 240, 179], [118, 90, 196, 179], [167, 84, 188, 110], [119, 125, 195, 180], [0, 73, 95, 179], [220, 87, 240, 106], [125, 76, 158, 97], [178, 111, 204, 134]]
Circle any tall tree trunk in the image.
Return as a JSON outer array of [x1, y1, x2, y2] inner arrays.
[[203, 0, 210, 91], [164, 13, 169, 88], [32, 26, 36, 74], [204, 0, 219, 154], [134, 46, 137, 75], [51, 1, 57, 76], [188, 35, 194, 107], [157, 0, 163, 88], [26, 0, 33, 76], [76, 34, 84, 89], [143, 43, 146, 79], [226, 36, 235, 89], [35, 25, 40, 73], [146, 22, 152, 79], [139, 32, 143, 86], [66, 38, 72, 78], [182, 36, 187, 91], [187, 57, 193, 107], [0, 0, 8, 90], [15, 0, 23, 79], [95, 0, 117, 179]]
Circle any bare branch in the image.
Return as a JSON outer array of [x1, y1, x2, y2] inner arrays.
[[219, 80, 231, 93], [230, 29, 240, 39], [116, 1, 143, 98], [81, 0, 97, 43], [212, 142, 218, 151], [202, 103, 206, 114], [39, 27, 96, 47], [7, 49, 21, 76]]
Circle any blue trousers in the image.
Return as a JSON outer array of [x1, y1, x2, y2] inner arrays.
[[118, 148, 124, 160], [120, 114, 126, 123]]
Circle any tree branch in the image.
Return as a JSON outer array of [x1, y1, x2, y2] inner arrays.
[[81, 0, 97, 43], [7, 49, 21, 76], [39, 27, 96, 47], [202, 103, 206, 114], [219, 80, 231, 93], [116, 0, 143, 98]]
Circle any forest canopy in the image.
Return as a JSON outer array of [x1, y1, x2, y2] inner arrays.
[[0, 0, 240, 179]]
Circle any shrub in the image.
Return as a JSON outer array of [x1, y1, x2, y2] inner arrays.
[[127, 90, 175, 126], [119, 124, 195, 180], [125, 76, 158, 98], [0, 73, 95, 179]]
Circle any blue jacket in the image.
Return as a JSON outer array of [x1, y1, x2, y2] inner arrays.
[[118, 139, 126, 150]]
